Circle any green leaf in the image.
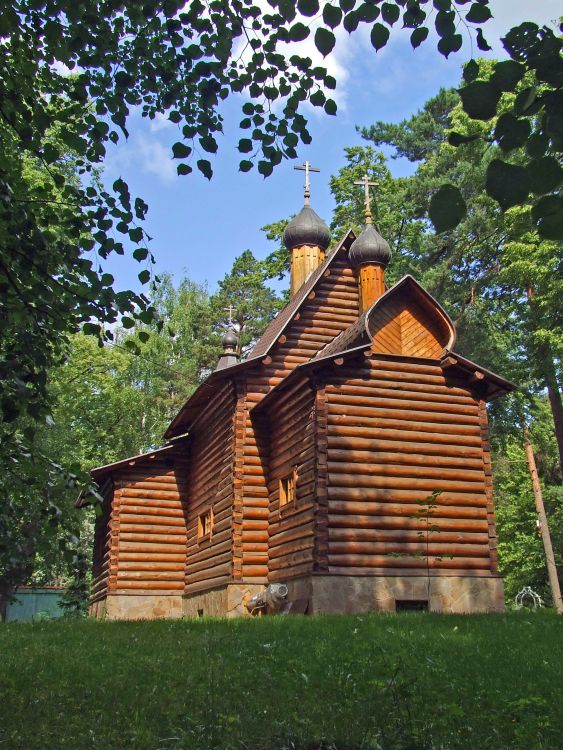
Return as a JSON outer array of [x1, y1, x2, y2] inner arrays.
[[43, 144, 60, 164], [324, 99, 337, 115], [438, 33, 462, 58], [323, 4, 343, 28], [199, 135, 218, 153], [239, 160, 253, 172], [494, 113, 531, 151], [476, 27, 491, 51], [463, 59, 479, 83], [466, 3, 492, 23], [177, 163, 192, 175], [129, 227, 143, 242], [288, 22, 309, 41], [459, 81, 501, 120], [514, 87, 541, 117], [410, 27, 429, 49], [381, 2, 400, 25], [370, 23, 390, 52], [101, 273, 114, 287], [122, 316, 135, 329], [315, 28, 336, 57], [242, 102, 254, 115], [526, 157, 563, 195], [138, 330, 150, 343], [448, 132, 480, 147], [197, 159, 213, 179], [526, 133, 549, 159], [297, 0, 319, 17], [357, 2, 379, 22], [428, 184, 467, 233], [238, 138, 253, 153], [172, 141, 191, 159], [138, 269, 150, 284], [485, 159, 530, 210], [491, 60, 525, 92], [258, 160, 273, 178], [532, 195, 563, 240], [83, 322, 102, 336], [339, 0, 355, 10], [133, 247, 149, 261], [343, 11, 359, 32], [310, 90, 326, 106]]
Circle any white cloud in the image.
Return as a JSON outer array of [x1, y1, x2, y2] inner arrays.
[[149, 112, 175, 132], [136, 135, 176, 183]]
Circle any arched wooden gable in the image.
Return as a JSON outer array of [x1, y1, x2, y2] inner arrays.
[[367, 275, 456, 359]]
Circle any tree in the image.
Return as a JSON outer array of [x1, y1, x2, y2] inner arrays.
[[210, 250, 284, 354]]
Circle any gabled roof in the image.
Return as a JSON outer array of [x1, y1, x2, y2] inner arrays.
[[89, 441, 186, 481], [165, 228, 357, 438], [249, 228, 356, 358]]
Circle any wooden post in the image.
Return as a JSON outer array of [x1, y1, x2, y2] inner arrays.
[[524, 428, 563, 614]]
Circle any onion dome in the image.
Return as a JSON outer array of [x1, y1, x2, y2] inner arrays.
[[348, 223, 392, 269], [222, 328, 237, 351], [283, 204, 331, 251]]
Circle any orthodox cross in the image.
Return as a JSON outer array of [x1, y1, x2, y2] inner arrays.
[[354, 173, 379, 225], [294, 161, 320, 205], [224, 304, 235, 327]]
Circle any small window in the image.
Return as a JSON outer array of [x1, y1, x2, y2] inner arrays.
[[198, 507, 213, 540], [279, 468, 297, 508], [395, 600, 429, 612]]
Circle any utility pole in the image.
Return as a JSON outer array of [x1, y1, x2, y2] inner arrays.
[[524, 427, 563, 614]]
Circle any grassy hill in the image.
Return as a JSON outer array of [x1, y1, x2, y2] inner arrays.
[[1, 612, 561, 749]]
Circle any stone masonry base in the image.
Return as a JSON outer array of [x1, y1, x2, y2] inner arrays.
[[283, 574, 505, 614], [91, 575, 504, 619], [90, 592, 184, 620]]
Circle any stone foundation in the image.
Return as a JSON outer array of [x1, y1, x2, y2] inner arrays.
[[91, 592, 184, 620], [183, 583, 265, 618], [282, 574, 504, 614]]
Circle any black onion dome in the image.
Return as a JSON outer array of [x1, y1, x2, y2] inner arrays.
[[348, 224, 391, 269], [283, 205, 331, 251], [222, 328, 237, 349]]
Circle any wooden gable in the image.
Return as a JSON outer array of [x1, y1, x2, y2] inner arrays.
[[367, 276, 456, 359]]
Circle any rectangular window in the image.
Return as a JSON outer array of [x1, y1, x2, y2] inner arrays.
[[198, 507, 213, 540], [279, 468, 297, 508]]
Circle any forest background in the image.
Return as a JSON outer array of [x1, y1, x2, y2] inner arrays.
[[1, 1, 561, 615]]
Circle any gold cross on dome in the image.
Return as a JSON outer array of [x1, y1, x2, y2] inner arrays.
[[294, 161, 320, 205], [354, 173, 379, 224], [224, 304, 234, 326]]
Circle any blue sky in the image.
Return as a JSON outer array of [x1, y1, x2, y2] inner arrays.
[[101, 1, 560, 297]]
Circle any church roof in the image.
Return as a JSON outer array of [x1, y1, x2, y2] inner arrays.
[[249, 228, 356, 358]]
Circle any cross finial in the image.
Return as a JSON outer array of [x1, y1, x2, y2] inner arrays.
[[224, 304, 234, 327], [294, 161, 321, 205], [354, 173, 379, 225]]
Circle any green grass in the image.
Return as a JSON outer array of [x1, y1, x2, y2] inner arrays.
[[0, 612, 561, 750]]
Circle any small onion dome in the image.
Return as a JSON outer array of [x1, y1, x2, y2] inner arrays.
[[348, 224, 391, 269], [222, 328, 237, 351], [283, 205, 331, 251]]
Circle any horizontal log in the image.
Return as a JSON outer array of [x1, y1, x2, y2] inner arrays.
[[326, 554, 491, 570], [328, 473, 485, 493], [121, 488, 181, 500], [186, 550, 232, 577], [328, 528, 490, 545], [119, 505, 186, 519], [328, 449, 484, 470], [117, 562, 185, 572], [327, 403, 478, 426], [329, 541, 490, 558], [184, 574, 231, 596], [117, 570, 184, 581], [241, 565, 269, 577], [117, 514, 186, 528], [326, 566, 493, 578], [118, 524, 187, 538], [328, 391, 478, 415], [115, 581, 185, 590], [326, 379, 473, 400], [328, 503, 486, 523], [118, 552, 185, 562], [186, 561, 232, 585], [269, 549, 313, 571], [328, 430, 482, 450], [327, 461, 485, 484], [328, 412, 481, 438]]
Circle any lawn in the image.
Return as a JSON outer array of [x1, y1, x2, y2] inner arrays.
[[0, 612, 561, 749]]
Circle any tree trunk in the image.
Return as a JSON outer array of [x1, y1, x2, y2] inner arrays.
[[541, 352, 563, 478]]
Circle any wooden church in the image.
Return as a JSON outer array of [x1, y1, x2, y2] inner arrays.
[[86, 169, 515, 619]]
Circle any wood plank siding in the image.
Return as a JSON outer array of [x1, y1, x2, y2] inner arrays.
[[108, 454, 190, 593], [371, 296, 448, 359], [324, 355, 498, 577], [241, 249, 361, 581], [184, 380, 236, 595]]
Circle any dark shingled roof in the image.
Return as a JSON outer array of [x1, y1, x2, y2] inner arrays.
[[314, 310, 369, 360], [249, 228, 356, 358]]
